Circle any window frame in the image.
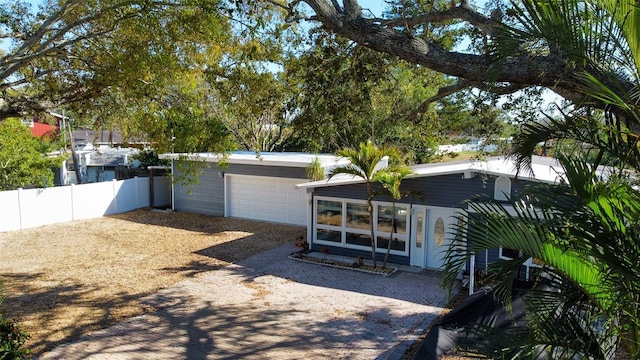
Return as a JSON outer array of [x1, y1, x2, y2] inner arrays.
[[373, 201, 410, 255], [498, 247, 522, 260], [313, 196, 410, 256]]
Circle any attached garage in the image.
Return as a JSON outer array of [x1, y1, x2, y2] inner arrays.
[[160, 152, 348, 226], [226, 175, 307, 226]]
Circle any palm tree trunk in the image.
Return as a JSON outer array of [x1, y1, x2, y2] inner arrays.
[[383, 201, 395, 269], [368, 200, 377, 268]]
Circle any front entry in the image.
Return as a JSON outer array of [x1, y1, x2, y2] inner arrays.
[[426, 207, 455, 269], [409, 205, 427, 266], [410, 206, 455, 269]]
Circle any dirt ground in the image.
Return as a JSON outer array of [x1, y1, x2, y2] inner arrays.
[[0, 209, 305, 356]]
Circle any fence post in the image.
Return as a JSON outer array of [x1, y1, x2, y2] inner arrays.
[[149, 168, 155, 209]]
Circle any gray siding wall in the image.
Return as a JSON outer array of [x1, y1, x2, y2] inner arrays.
[[314, 174, 536, 208], [174, 162, 225, 216], [314, 174, 494, 208], [224, 163, 307, 178], [172, 161, 308, 216]]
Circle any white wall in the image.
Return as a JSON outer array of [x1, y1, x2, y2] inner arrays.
[[0, 176, 170, 232]]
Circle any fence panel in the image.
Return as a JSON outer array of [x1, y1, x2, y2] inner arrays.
[[19, 187, 73, 229], [0, 177, 172, 232], [136, 177, 151, 209], [72, 182, 118, 220], [0, 190, 21, 232], [112, 178, 139, 214]]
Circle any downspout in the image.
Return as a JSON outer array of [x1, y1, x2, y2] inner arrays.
[[171, 160, 175, 211], [307, 190, 313, 250]]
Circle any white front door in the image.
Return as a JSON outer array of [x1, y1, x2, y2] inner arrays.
[[410, 205, 427, 267], [426, 207, 455, 269]]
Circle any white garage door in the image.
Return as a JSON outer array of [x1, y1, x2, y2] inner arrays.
[[226, 175, 307, 226]]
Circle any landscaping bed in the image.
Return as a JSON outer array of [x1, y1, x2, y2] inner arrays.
[[289, 251, 397, 275]]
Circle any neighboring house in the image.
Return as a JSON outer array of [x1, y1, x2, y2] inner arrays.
[[81, 145, 140, 183], [159, 152, 350, 226], [72, 127, 147, 148], [73, 127, 124, 146], [53, 144, 141, 185], [29, 121, 58, 138], [161, 153, 596, 277], [24, 112, 71, 139]]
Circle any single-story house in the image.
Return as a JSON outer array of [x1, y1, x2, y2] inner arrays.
[[160, 153, 576, 276], [159, 152, 350, 226]]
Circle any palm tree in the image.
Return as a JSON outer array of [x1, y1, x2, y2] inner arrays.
[[444, 155, 640, 358], [328, 141, 400, 268], [375, 166, 414, 269], [442, 0, 640, 357]]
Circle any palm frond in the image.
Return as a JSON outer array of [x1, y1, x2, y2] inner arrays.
[[327, 164, 366, 180]]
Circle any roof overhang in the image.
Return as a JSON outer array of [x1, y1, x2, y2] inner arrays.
[[296, 156, 568, 189], [159, 151, 350, 169]]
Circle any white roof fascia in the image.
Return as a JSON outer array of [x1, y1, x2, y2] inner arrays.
[[159, 152, 349, 169], [296, 156, 567, 189]]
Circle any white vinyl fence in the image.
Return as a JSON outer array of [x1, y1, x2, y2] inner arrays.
[[0, 176, 170, 233]]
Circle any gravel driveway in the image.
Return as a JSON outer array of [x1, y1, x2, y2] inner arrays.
[[39, 243, 449, 359]]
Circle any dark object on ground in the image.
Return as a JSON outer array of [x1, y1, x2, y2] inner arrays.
[[414, 281, 532, 360]]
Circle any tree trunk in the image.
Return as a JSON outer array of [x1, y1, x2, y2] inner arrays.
[[382, 201, 395, 269], [368, 200, 377, 268], [67, 122, 81, 184]]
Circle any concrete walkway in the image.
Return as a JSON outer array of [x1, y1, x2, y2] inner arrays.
[[39, 243, 450, 359]]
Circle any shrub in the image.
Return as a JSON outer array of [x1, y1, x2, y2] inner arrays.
[[0, 314, 30, 359]]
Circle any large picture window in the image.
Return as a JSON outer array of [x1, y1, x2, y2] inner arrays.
[[317, 199, 343, 226], [346, 203, 369, 230], [313, 197, 409, 255], [375, 204, 408, 252], [376, 205, 407, 234]]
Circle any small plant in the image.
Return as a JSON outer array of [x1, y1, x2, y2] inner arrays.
[[357, 255, 365, 266], [305, 156, 325, 181], [294, 235, 309, 252], [320, 247, 330, 260]]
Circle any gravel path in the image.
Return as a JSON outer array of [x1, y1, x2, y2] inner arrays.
[[39, 243, 449, 359]]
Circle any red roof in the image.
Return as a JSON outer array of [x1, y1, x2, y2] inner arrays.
[[31, 122, 58, 138]]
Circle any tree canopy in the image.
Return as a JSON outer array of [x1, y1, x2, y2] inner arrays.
[[0, 118, 63, 190], [280, 0, 638, 119], [0, 0, 228, 119], [0, 0, 523, 159]]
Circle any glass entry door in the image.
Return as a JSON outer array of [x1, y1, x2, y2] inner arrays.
[[410, 205, 427, 267]]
